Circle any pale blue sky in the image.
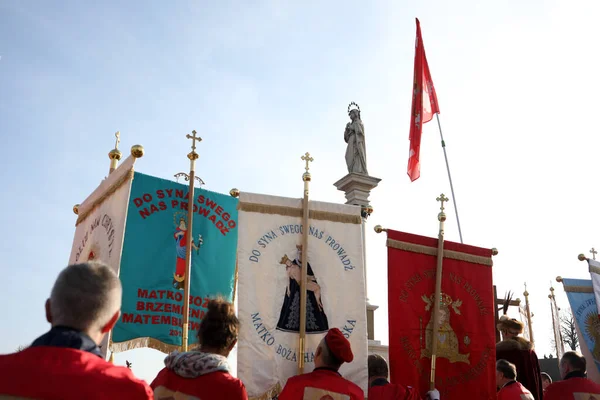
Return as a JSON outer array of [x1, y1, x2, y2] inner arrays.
[[2, 0, 600, 383]]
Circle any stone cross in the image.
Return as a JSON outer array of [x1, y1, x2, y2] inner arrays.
[[186, 130, 202, 152], [591, 248, 597, 260], [301, 152, 313, 172]]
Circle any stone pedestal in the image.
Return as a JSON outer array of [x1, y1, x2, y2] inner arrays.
[[333, 173, 381, 208], [334, 172, 382, 356]]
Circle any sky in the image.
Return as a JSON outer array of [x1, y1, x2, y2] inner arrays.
[[2, 0, 600, 384]]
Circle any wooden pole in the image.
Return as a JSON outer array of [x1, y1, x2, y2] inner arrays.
[[298, 152, 313, 375], [430, 193, 448, 391], [182, 130, 201, 352], [524, 283, 534, 344]]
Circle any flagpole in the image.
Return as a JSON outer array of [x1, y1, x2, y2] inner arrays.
[[430, 193, 448, 391], [182, 130, 202, 352], [435, 114, 463, 244], [298, 152, 313, 375]]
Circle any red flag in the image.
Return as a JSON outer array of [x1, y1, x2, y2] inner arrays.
[[408, 18, 440, 182], [386, 229, 495, 399]]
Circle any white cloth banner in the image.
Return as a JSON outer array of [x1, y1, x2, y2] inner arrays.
[[237, 192, 367, 399], [589, 259, 600, 317], [68, 156, 136, 358]]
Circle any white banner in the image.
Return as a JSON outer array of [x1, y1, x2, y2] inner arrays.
[[68, 156, 136, 358], [237, 192, 367, 399], [589, 259, 600, 317]]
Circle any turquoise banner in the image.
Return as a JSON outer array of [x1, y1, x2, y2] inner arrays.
[[112, 172, 238, 349], [563, 278, 600, 374]]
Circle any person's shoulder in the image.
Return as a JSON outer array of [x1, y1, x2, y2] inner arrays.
[[82, 354, 153, 398], [342, 377, 363, 398]]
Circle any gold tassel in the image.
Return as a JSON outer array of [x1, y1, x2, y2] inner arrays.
[[109, 352, 114, 363]]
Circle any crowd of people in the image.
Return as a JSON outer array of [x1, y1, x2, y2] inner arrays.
[[0, 261, 599, 399]]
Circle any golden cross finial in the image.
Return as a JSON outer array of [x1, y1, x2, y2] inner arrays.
[[301, 152, 314, 172], [186, 130, 202, 152], [114, 131, 120, 149], [591, 248, 597, 260], [436, 193, 449, 212]]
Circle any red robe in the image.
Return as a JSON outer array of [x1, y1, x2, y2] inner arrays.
[[496, 338, 543, 400], [278, 368, 364, 400], [544, 374, 600, 400], [497, 381, 534, 400], [368, 382, 422, 400], [0, 346, 153, 400], [151, 367, 248, 399]]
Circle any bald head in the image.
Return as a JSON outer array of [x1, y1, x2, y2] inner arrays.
[[49, 262, 122, 333]]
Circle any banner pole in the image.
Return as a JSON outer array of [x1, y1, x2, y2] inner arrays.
[[435, 114, 463, 244], [182, 130, 202, 352], [523, 283, 534, 344], [298, 152, 313, 375], [430, 193, 448, 391]]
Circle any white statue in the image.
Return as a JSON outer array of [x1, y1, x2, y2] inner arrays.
[[344, 102, 368, 175]]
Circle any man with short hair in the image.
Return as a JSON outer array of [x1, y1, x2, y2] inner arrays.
[[544, 351, 600, 399], [278, 328, 364, 399], [496, 359, 534, 399], [0, 262, 153, 399], [368, 354, 439, 400], [540, 372, 552, 393]]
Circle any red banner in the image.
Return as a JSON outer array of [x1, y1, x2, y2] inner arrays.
[[386, 229, 495, 399], [408, 18, 440, 182]]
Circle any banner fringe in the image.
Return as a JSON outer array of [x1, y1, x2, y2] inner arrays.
[[590, 264, 600, 275], [386, 238, 493, 267], [563, 285, 594, 293], [110, 337, 198, 354], [249, 382, 282, 400], [76, 168, 135, 226], [238, 202, 361, 224]]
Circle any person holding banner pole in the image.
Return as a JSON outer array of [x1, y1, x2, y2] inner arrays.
[[429, 193, 449, 391], [298, 151, 313, 375], [181, 130, 202, 352]]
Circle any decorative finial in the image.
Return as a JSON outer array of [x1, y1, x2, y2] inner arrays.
[[301, 152, 313, 182], [108, 131, 123, 174], [556, 276, 563, 283], [130, 145, 144, 158], [73, 204, 80, 215], [591, 248, 598, 260], [301, 152, 313, 173], [374, 225, 386, 233], [491, 248, 499, 256], [436, 193, 448, 222], [230, 188, 240, 198], [523, 282, 529, 297], [186, 130, 202, 152], [578, 253, 587, 261]]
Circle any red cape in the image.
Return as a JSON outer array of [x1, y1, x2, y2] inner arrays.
[[0, 347, 152, 400], [151, 367, 247, 399], [496, 338, 542, 400], [278, 368, 364, 400]]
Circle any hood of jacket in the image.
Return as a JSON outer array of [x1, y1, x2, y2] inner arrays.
[[164, 351, 230, 378]]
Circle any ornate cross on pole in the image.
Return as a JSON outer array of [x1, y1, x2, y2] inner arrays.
[[186, 130, 202, 153], [437, 193, 449, 212], [301, 152, 313, 173], [108, 131, 123, 174], [181, 129, 201, 353], [591, 248, 597, 260]]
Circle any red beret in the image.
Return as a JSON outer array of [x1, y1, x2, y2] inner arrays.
[[325, 328, 354, 363]]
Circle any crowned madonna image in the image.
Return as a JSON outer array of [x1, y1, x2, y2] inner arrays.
[[276, 244, 329, 333]]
